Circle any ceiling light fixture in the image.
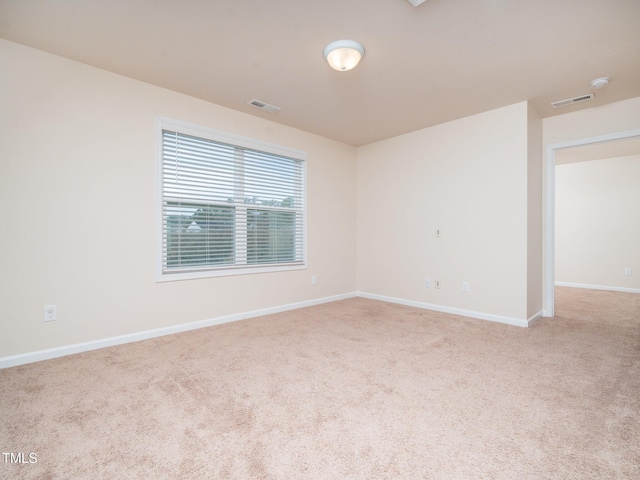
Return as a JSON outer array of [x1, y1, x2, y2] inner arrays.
[[324, 40, 364, 72], [590, 77, 610, 89]]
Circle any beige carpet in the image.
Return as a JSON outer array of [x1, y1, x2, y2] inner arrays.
[[1, 287, 638, 479]]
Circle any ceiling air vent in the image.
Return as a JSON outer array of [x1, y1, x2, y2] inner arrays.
[[248, 99, 280, 113], [407, 0, 427, 5], [551, 93, 595, 108]]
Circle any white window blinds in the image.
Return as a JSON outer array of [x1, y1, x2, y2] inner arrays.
[[159, 123, 305, 279]]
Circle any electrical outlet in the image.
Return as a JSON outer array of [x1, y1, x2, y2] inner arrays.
[[624, 268, 632, 276], [462, 281, 470, 293], [44, 305, 57, 322], [436, 229, 441, 238], [311, 275, 317, 285], [435, 280, 441, 289], [424, 277, 431, 288]]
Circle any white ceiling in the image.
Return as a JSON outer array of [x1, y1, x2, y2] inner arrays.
[[1, 0, 639, 146]]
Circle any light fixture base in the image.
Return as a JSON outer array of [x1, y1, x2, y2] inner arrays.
[[324, 40, 364, 72], [590, 77, 610, 90]]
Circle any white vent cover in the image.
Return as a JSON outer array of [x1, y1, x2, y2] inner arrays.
[[407, 0, 427, 5], [550, 93, 595, 108], [248, 99, 280, 113]]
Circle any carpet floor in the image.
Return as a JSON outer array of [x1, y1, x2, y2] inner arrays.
[[1, 287, 639, 479]]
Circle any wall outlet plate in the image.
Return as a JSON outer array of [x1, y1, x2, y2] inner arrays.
[[44, 305, 57, 322]]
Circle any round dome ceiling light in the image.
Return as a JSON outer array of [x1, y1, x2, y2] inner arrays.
[[590, 77, 610, 89], [324, 40, 365, 72]]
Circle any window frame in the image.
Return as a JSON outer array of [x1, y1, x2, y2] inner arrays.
[[155, 117, 307, 282]]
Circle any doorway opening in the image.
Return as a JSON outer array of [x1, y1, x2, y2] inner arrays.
[[544, 128, 640, 317]]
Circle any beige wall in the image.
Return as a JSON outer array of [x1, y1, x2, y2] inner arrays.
[[555, 155, 640, 290], [527, 104, 543, 318], [356, 102, 533, 321], [0, 39, 357, 358]]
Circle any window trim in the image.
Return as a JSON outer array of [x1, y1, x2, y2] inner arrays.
[[155, 117, 307, 282]]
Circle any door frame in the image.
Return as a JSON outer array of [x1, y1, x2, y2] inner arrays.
[[544, 128, 640, 317]]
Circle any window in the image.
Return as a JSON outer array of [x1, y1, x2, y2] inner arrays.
[[157, 118, 306, 281]]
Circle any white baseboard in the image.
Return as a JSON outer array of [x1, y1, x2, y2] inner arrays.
[[0, 292, 357, 369], [357, 292, 533, 328], [1, 291, 546, 369], [555, 282, 640, 294], [527, 310, 544, 326]]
